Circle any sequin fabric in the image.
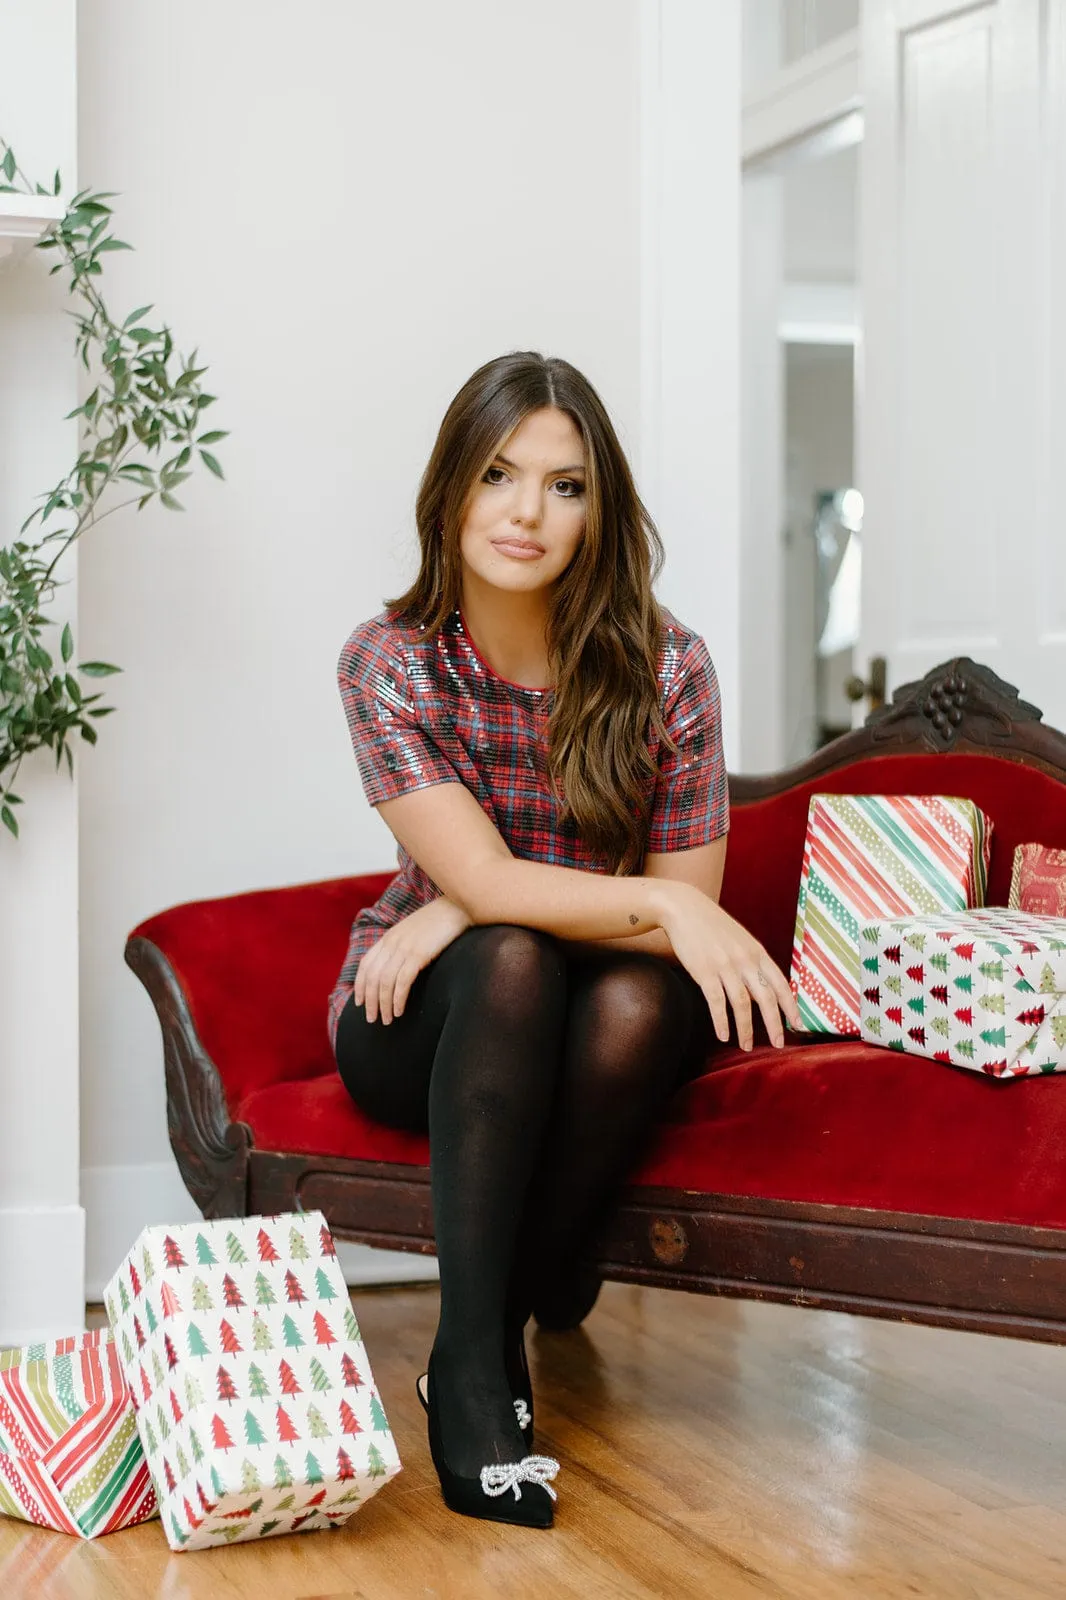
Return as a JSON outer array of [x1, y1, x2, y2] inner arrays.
[[327, 604, 729, 1050]]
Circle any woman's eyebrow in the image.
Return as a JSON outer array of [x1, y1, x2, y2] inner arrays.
[[495, 453, 586, 475]]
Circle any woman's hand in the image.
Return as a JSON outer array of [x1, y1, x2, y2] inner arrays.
[[355, 896, 473, 1025], [658, 882, 802, 1051]]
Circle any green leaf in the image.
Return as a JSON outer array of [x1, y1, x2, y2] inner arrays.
[[54, 168, 61, 195], [129, 328, 156, 345], [1, 149, 15, 183], [78, 661, 122, 678], [160, 492, 184, 511], [96, 237, 132, 253], [79, 723, 98, 746], [61, 623, 73, 662], [197, 431, 229, 445], [199, 450, 224, 479], [1, 805, 18, 838], [124, 304, 153, 328]]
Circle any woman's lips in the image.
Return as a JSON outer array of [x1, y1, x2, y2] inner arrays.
[[492, 540, 544, 559]]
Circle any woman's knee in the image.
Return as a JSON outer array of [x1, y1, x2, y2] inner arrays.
[[583, 956, 696, 1050], [450, 923, 568, 1012]]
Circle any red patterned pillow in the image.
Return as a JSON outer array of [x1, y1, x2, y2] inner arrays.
[[1008, 843, 1066, 916]]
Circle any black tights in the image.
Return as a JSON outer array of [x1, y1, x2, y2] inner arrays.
[[334, 924, 713, 1476]]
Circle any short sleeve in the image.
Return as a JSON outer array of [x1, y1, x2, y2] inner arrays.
[[338, 627, 462, 807], [646, 635, 729, 853]]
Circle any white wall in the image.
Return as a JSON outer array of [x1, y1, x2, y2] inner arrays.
[[0, 0, 82, 1344], [76, 0, 652, 1296]]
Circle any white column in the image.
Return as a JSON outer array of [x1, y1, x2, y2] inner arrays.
[[0, 0, 83, 1345], [640, 0, 742, 771]]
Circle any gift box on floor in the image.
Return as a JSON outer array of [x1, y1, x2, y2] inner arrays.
[[790, 794, 993, 1036], [858, 908, 1066, 1076], [0, 1329, 157, 1538], [103, 1210, 402, 1551]]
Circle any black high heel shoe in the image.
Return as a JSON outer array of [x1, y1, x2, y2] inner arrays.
[[418, 1328, 535, 1441], [419, 1351, 559, 1529]]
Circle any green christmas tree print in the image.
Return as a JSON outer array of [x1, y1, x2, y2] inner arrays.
[[248, 1363, 270, 1400], [195, 1233, 218, 1266], [118, 1280, 130, 1314], [309, 1358, 332, 1392], [305, 1451, 323, 1484], [175, 1443, 190, 1480], [343, 1305, 361, 1342], [145, 1300, 158, 1335], [260, 1518, 281, 1536], [252, 1315, 274, 1352], [143, 1245, 154, 1282], [240, 1459, 263, 1494], [211, 1464, 226, 1499], [170, 1514, 188, 1546], [254, 1271, 277, 1306], [121, 1331, 134, 1365], [314, 1267, 338, 1302], [185, 1372, 204, 1410], [190, 1427, 204, 1464], [306, 1404, 330, 1440], [244, 1410, 267, 1447], [225, 1231, 248, 1264], [289, 1226, 310, 1261], [191, 1277, 214, 1312], [369, 1393, 388, 1432], [273, 1454, 293, 1489], [152, 1351, 165, 1387], [187, 1323, 210, 1358], [144, 1418, 158, 1453], [366, 1442, 387, 1479], [281, 1315, 304, 1350]]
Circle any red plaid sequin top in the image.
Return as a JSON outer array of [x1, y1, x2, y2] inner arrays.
[[328, 603, 729, 1050]]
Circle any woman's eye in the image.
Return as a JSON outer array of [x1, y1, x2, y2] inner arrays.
[[484, 466, 507, 484], [555, 479, 584, 498]]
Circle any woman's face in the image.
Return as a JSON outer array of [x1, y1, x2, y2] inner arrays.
[[458, 406, 587, 598]]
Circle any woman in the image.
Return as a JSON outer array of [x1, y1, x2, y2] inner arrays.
[[329, 351, 800, 1530]]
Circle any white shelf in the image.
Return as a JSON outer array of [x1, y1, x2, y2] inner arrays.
[[0, 193, 65, 262]]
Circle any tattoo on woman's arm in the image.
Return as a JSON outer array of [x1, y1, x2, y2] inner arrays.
[[628, 914, 639, 926]]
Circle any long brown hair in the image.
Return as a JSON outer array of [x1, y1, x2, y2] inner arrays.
[[383, 351, 680, 876]]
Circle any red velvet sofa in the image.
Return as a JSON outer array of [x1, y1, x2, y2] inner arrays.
[[126, 658, 1066, 1345]]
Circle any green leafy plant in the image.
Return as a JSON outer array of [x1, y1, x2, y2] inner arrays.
[[0, 139, 227, 837]]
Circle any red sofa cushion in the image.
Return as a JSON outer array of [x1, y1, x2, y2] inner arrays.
[[233, 1032, 1066, 1229]]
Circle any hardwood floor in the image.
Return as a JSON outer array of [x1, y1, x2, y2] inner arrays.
[[2, 1281, 1065, 1598]]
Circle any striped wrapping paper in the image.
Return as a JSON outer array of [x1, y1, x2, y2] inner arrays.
[[0, 1329, 157, 1538], [790, 794, 993, 1036]]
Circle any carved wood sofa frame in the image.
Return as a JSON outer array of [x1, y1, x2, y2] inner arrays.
[[126, 659, 1066, 1347]]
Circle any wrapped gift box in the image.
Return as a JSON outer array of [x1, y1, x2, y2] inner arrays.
[[0, 1329, 157, 1539], [104, 1210, 402, 1551], [858, 908, 1066, 1076], [790, 794, 993, 1035]]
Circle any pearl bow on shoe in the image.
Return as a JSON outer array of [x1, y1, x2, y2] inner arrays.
[[479, 1455, 560, 1502], [513, 1398, 531, 1430]]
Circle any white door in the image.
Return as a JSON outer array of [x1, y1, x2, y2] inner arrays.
[[858, 0, 1066, 734]]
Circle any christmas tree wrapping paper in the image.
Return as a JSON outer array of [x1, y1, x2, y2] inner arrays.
[[858, 909, 1066, 1076], [790, 794, 993, 1036], [0, 1328, 157, 1538], [103, 1210, 402, 1552]]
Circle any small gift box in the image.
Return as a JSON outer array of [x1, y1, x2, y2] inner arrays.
[[0, 1329, 157, 1539], [104, 1210, 402, 1551], [858, 908, 1066, 1076], [790, 794, 993, 1035]]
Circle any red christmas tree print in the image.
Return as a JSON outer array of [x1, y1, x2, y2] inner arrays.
[[278, 1359, 302, 1396], [170, 1388, 183, 1424], [884, 945, 901, 965], [163, 1456, 176, 1492], [133, 1316, 146, 1349], [983, 1059, 1008, 1077], [313, 1311, 336, 1347], [340, 1353, 363, 1389], [935, 1050, 952, 1064], [930, 985, 949, 1006], [905, 964, 924, 985], [216, 1366, 239, 1403], [283, 1269, 306, 1304], [336, 1446, 355, 1480], [955, 1007, 974, 1027], [129, 1262, 142, 1298], [196, 1481, 216, 1515], [160, 1282, 182, 1319], [319, 1224, 337, 1258], [162, 1235, 187, 1270], [181, 1496, 202, 1532], [953, 942, 975, 962], [907, 1026, 927, 1048], [338, 1399, 362, 1437], [276, 1404, 300, 1443], [886, 1006, 904, 1027], [140, 1365, 152, 1402], [164, 1333, 179, 1370], [218, 1319, 243, 1355], [221, 1273, 245, 1308], [1017, 1004, 1047, 1027], [863, 986, 880, 1005], [211, 1414, 234, 1450], [257, 1228, 280, 1263]]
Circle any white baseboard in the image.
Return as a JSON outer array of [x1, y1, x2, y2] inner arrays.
[[81, 1161, 438, 1302], [0, 1205, 86, 1347]]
